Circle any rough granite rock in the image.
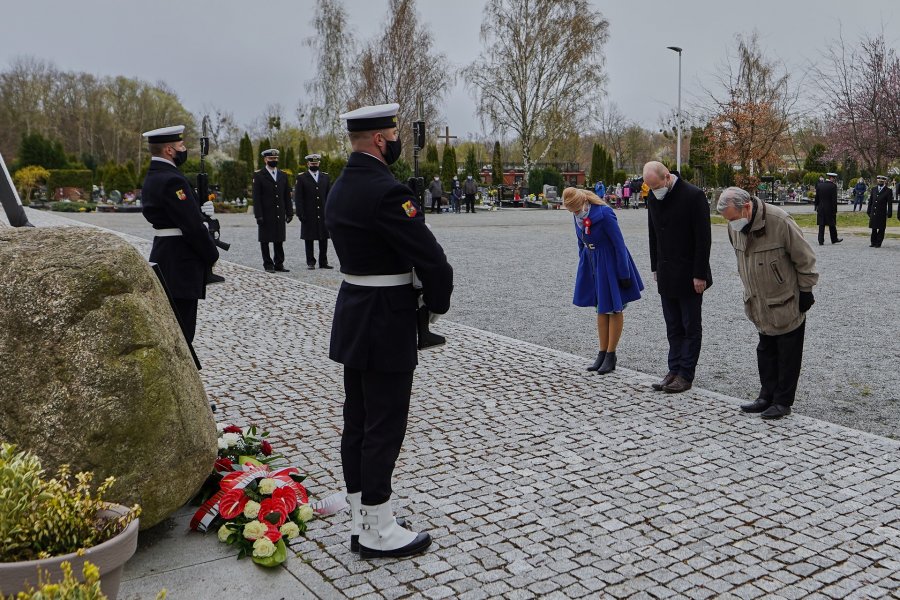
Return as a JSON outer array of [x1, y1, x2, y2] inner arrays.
[[0, 227, 217, 529]]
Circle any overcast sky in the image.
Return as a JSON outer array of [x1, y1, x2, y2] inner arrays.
[[2, 1, 898, 139]]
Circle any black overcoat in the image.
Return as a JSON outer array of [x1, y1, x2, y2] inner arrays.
[[294, 170, 330, 240], [325, 152, 453, 372], [647, 177, 713, 298], [252, 168, 293, 243], [868, 185, 894, 228], [814, 181, 838, 226], [142, 159, 218, 299]]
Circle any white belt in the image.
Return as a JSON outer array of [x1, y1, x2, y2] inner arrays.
[[154, 228, 183, 237], [343, 272, 413, 287]]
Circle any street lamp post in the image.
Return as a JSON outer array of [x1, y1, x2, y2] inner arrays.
[[667, 46, 683, 173]]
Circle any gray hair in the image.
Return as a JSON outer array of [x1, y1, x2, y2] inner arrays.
[[716, 186, 753, 212]]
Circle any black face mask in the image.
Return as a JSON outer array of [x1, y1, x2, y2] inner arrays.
[[308, 165, 319, 172], [267, 160, 278, 169], [173, 149, 188, 167], [381, 138, 402, 165]]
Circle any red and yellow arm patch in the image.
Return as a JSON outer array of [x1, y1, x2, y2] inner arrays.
[[175, 189, 187, 201], [401, 200, 417, 218]]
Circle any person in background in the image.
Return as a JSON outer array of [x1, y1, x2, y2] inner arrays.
[[253, 149, 293, 273], [563, 187, 643, 375], [427, 175, 443, 214], [868, 174, 893, 248], [814, 172, 842, 246], [294, 153, 332, 269], [595, 180, 606, 200], [623, 179, 632, 208], [462, 175, 478, 213], [717, 187, 818, 420], [450, 176, 462, 213], [853, 177, 867, 212]]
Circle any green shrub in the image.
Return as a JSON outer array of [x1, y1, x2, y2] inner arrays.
[[802, 172, 824, 187], [212, 202, 248, 214], [46, 170, 93, 192], [50, 201, 96, 212]]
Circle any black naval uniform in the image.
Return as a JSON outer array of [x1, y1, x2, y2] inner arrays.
[[868, 184, 893, 247], [252, 166, 293, 270], [294, 169, 331, 267], [814, 179, 839, 245], [325, 151, 453, 506], [142, 158, 219, 343]]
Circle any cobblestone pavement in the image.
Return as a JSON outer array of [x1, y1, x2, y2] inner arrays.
[[62, 206, 900, 440], [9, 208, 900, 598]]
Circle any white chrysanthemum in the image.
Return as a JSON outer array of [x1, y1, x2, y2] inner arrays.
[[296, 504, 314, 523], [242, 520, 267, 540], [279, 522, 300, 539], [258, 478, 278, 495], [217, 524, 231, 542], [252, 537, 276, 558], [243, 500, 261, 519]]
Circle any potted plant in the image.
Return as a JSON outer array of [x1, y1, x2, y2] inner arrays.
[[0, 444, 140, 600]]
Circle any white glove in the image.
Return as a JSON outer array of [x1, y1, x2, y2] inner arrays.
[[429, 311, 441, 324], [201, 200, 215, 216]]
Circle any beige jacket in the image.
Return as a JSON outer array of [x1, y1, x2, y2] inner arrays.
[[727, 198, 819, 336]]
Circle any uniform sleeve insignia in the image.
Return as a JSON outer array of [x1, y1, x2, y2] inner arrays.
[[402, 200, 417, 218], [175, 189, 187, 201]]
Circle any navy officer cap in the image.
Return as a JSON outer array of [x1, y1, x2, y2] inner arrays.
[[305, 153, 321, 161], [340, 103, 400, 132], [142, 125, 185, 143], [260, 148, 279, 157]]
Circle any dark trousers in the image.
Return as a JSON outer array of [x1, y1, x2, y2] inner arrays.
[[871, 227, 885, 247], [465, 194, 475, 213], [260, 242, 284, 269], [818, 220, 839, 244], [341, 367, 414, 505], [304, 239, 329, 266], [431, 194, 441, 213], [172, 298, 198, 344], [660, 294, 704, 382], [757, 320, 806, 407]]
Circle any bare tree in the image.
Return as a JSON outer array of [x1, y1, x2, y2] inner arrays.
[[200, 104, 240, 153], [595, 102, 630, 168], [349, 0, 451, 158], [305, 0, 355, 150], [466, 0, 609, 181], [704, 32, 800, 186]]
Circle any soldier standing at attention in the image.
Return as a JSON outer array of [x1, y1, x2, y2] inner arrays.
[[868, 175, 893, 248], [325, 103, 453, 559], [294, 153, 332, 269], [253, 149, 293, 273], [140, 125, 219, 343]]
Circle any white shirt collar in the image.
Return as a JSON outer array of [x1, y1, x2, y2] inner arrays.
[[151, 156, 175, 167], [359, 151, 385, 164], [310, 170, 319, 182]]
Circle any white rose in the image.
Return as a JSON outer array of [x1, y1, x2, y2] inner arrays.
[[243, 500, 261, 519], [222, 432, 241, 447], [258, 478, 278, 495], [252, 537, 276, 558], [217, 438, 228, 450], [217, 524, 231, 543], [279, 522, 300, 539], [296, 504, 314, 523], [242, 520, 268, 540], [216, 423, 226, 432]]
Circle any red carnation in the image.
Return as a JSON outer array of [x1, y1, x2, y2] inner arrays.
[[223, 425, 242, 434], [218, 488, 249, 520], [272, 486, 298, 514], [260, 440, 273, 456], [259, 497, 288, 528]]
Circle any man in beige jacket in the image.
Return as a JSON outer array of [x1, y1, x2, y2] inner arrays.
[[717, 187, 819, 420]]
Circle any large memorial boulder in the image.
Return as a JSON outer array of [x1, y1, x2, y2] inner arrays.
[[0, 227, 217, 529]]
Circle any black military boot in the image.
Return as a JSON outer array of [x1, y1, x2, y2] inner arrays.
[[417, 306, 446, 350]]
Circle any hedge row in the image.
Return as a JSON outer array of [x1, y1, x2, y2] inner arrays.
[[47, 170, 93, 191]]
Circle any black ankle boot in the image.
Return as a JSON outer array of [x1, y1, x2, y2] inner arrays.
[[587, 351, 606, 371], [597, 351, 617, 374]]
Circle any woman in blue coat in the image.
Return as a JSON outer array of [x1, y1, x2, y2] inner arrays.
[[563, 187, 643, 374]]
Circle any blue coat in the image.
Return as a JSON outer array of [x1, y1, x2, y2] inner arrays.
[[573, 204, 643, 312]]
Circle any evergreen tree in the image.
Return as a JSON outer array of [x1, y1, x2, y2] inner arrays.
[[441, 145, 458, 189], [463, 146, 480, 182], [219, 160, 248, 200], [257, 137, 272, 169], [284, 147, 297, 175], [238, 133, 254, 176], [491, 141, 503, 187], [426, 144, 439, 163], [605, 151, 614, 183], [298, 138, 310, 164], [18, 133, 67, 169], [589, 143, 603, 185]]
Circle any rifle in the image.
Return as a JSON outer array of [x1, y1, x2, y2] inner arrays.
[[198, 116, 230, 252]]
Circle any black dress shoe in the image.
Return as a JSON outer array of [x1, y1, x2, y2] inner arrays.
[[274, 266, 290, 272], [206, 272, 226, 284], [652, 372, 677, 391], [833, 238, 843, 244], [663, 375, 692, 393], [351, 516, 408, 553], [359, 532, 432, 559], [587, 351, 606, 372], [319, 264, 334, 269], [264, 267, 276, 273], [597, 351, 617, 374], [307, 264, 316, 270], [761, 404, 792, 420], [740, 398, 772, 413]]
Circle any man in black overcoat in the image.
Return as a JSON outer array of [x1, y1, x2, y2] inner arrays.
[[644, 161, 712, 394], [140, 125, 219, 343], [814, 172, 843, 246], [252, 148, 293, 273], [868, 175, 894, 248], [326, 103, 453, 560], [293, 153, 332, 269]]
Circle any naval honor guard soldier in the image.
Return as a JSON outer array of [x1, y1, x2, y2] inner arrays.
[[868, 175, 893, 247], [325, 103, 453, 559], [141, 125, 219, 343], [294, 153, 332, 269], [253, 149, 293, 273]]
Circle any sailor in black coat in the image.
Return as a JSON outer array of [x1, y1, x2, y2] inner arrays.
[[326, 103, 452, 559], [814, 173, 842, 245], [140, 125, 219, 343], [645, 161, 712, 394], [252, 149, 293, 272], [868, 175, 894, 247], [293, 153, 332, 269]]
